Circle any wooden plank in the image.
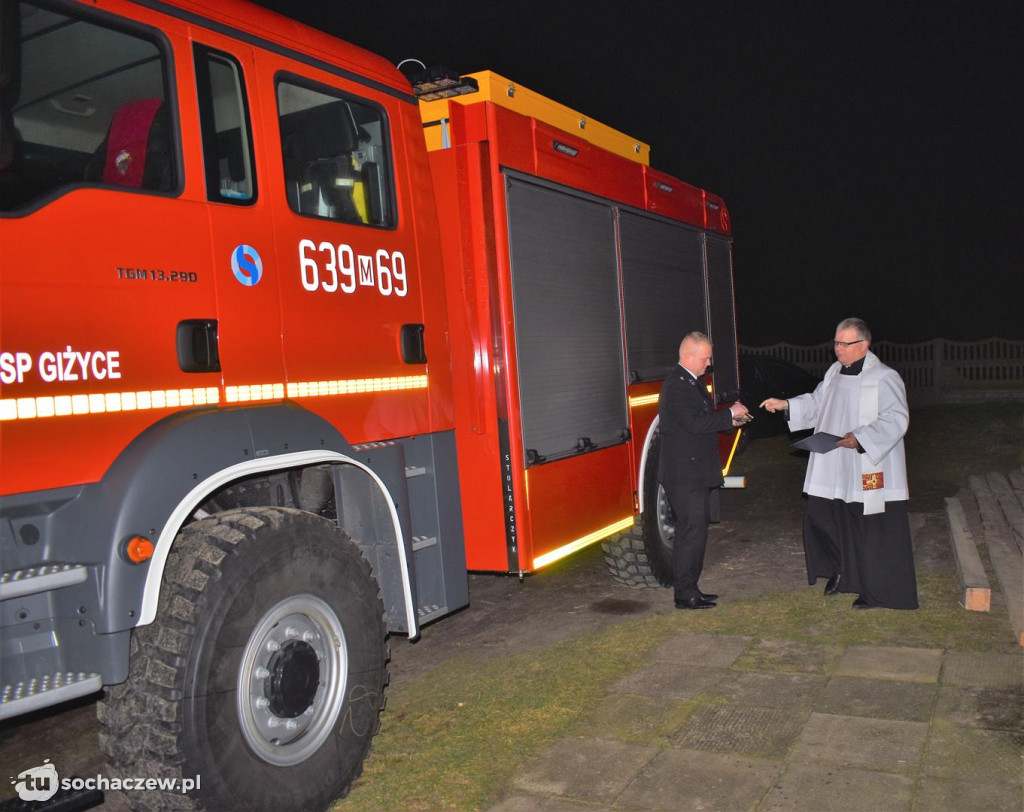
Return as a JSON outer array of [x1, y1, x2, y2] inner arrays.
[[1008, 467, 1024, 494], [968, 473, 989, 496], [987, 472, 1012, 498], [971, 477, 1024, 647], [998, 495, 1024, 555], [986, 472, 1024, 554], [945, 497, 991, 611]]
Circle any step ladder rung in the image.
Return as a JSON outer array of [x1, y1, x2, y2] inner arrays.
[[0, 564, 88, 601], [0, 671, 102, 720]]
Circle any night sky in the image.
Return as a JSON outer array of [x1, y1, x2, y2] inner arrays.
[[252, 0, 1022, 346]]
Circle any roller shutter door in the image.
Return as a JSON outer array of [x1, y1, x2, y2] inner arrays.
[[505, 176, 628, 465], [619, 212, 708, 382], [706, 235, 739, 399]]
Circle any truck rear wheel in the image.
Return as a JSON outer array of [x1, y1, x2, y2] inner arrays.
[[98, 507, 387, 811], [603, 431, 675, 588]]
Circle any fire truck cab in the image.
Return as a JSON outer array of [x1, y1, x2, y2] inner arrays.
[[0, 2, 741, 809]]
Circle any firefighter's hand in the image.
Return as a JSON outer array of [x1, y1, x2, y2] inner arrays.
[[836, 432, 859, 449], [760, 397, 788, 413], [730, 402, 752, 425]]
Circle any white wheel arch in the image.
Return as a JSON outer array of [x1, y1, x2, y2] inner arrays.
[[637, 414, 660, 516], [137, 450, 418, 637]]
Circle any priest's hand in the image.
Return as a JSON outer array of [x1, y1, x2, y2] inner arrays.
[[836, 432, 859, 449], [760, 397, 788, 413]]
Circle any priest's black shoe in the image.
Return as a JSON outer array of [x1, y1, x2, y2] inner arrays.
[[852, 596, 876, 610], [675, 596, 717, 610], [824, 574, 841, 596], [700, 591, 718, 602]]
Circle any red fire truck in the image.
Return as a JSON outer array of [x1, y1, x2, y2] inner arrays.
[[0, 1, 742, 809]]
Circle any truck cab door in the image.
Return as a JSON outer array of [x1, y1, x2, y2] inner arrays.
[[0, 5, 216, 493], [259, 66, 430, 443], [191, 42, 285, 390]]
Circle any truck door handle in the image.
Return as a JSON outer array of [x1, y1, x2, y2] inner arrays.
[[400, 323, 427, 364], [176, 319, 221, 372]]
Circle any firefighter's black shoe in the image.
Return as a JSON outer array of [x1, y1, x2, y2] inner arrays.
[[675, 596, 717, 610]]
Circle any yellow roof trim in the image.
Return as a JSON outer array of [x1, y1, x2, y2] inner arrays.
[[419, 70, 650, 166]]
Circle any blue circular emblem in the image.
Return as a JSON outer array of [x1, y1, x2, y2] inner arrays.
[[231, 244, 263, 286]]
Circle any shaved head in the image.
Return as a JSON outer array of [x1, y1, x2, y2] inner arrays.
[[679, 332, 713, 377]]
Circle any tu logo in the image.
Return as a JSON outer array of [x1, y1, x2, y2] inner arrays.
[[12, 759, 59, 802]]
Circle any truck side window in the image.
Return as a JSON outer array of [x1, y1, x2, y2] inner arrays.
[[194, 45, 255, 204], [277, 78, 393, 227], [0, 1, 177, 212]]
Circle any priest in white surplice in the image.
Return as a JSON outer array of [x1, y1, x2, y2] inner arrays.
[[760, 318, 918, 609]]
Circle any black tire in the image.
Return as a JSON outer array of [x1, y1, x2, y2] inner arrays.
[[602, 431, 675, 588], [601, 520, 662, 588], [98, 507, 388, 811]]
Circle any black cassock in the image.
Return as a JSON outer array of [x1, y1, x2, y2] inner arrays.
[[804, 496, 919, 609]]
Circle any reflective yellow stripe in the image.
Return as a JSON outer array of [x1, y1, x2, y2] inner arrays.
[[0, 375, 429, 420], [628, 393, 660, 407], [532, 515, 634, 570], [285, 375, 428, 399], [721, 427, 742, 477], [224, 383, 287, 403], [0, 387, 221, 421]]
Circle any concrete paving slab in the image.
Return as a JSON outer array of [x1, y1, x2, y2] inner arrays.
[[731, 638, 843, 675], [914, 776, 1024, 812], [487, 794, 606, 811], [710, 670, 828, 710], [615, 748, 781, 811], [671, 704, 806, 759], [813, 676, 938, 722], [511, 736, 659, 802], [649, 632, 748, 666], [941, 650, 1024, 689], [574, 693, 697, 746], [609, 662, 729, 700], [761, 762, 915, 811], [920, 724, 1023, 783], [932, 686, 1024, 731], [790, 713, 929, 775], [833, 645, 943, 683]]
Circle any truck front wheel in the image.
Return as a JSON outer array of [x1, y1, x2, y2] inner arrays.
[[98, 507, 388, 811]]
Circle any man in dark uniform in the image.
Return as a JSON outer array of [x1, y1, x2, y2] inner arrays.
[[659, 332, 750, 609]]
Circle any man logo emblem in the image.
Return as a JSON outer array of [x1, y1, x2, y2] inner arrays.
[[231, 244, 263, 287]]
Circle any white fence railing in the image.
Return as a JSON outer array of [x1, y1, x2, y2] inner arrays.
[[742, 338, 1024, 398]]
